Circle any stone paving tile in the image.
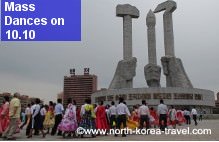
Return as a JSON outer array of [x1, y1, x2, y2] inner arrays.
[[6, 119, 219, 141]]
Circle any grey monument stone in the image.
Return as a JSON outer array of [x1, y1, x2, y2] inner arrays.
[[154, 0, 193, 88], [109, 4, 139, 89], [144, 63, 161, 87], [146, 10, 157, 65], [154, 0, 176, 57], [161, 56, 193, 88], [116, 4, 139, 60], [109, 57, 137, 89], [144, 10, 161, 87]]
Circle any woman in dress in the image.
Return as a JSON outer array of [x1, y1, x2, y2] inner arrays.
[[58, 98, 78, 138], [95, 101, 109, 131], [43, 101, 55, 134], [79, 99, 96, 138], [0, 101, 3, 136], [105, 104, 110, 126], [27, 98, 46, 138], [76, 106, 81, 125], [127, 105, 139, 129], [169, 105, 177, 129], [0, 96, 10, 136], [149, 107, 159, 128], [177, 109, 186, 125]]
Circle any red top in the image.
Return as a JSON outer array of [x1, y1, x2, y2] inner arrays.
[[150, 109, 158, 120]]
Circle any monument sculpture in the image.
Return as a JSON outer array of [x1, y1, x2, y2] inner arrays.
[[153, 0, 193, 88], [144, 10, 161, 87], [109, 4, 139, 89], [154, 0, 176, 57], [92, 0, 215, 114]]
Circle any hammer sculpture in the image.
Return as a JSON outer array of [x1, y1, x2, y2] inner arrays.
[[116, 4, 139, 60], [109, 4, 139, 89]]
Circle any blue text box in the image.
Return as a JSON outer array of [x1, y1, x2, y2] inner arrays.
[[1, 0, 81, 41]]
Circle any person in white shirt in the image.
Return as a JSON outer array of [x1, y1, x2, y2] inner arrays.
[[157, 99, 168, 131], [51, 99, 64, 136], [169, 105, 177, 129], [80, 100, 88, 118], [30, 101, 40, 135], [138, 100, 150, 129], [31, 102, 36, 115], [26, 102, 36, 136], [183, 108, 191, 125], [191, 106, 198, 126], [105, 104, 110, 125], [116, 97, 131, 137], [40, 105, 47, 122], [27, 98, 46, 138], [109, 101, 117, 129]]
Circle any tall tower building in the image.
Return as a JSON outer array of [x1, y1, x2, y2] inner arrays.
[[63, 68, 97, 107]]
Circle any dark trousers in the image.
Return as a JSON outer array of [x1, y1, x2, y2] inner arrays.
[[110, 115, 116, 129], [26, 117, 32, 136], [199, 115, 202, 121], [51, 114, 62, 135], [185, 115, 191, 125], [159, 114, 167, 131], [42, 116, 45, 123], [34, 129, 39, 135], [116, 114, 127, 136], [193, 115, 198, 125], [139, 115, 150, 129], [26, 117, 40, 136], [34, 115, 45, 135]]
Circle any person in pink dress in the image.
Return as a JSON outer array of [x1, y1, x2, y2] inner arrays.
[[58, 99, 78, 138], [95, 101, 109, 131], [0, 96, 10, 136]]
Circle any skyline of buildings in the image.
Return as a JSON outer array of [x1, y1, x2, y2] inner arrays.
[[0, 92, 44, 110]]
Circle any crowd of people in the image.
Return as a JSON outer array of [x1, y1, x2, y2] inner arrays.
[[0, 93, 204, 140]]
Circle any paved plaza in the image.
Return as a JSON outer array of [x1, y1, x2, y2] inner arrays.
[[8, 119, 219, 141]]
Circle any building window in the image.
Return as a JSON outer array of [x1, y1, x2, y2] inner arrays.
[[115, 94, 127, 101], [195, 94, 203, 100], [174, 93, 193, 100], [153, 93, 171, 99], [128, 93, 151, 100], [107, 95, 114, 101], [95, 96, 106, 102]]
